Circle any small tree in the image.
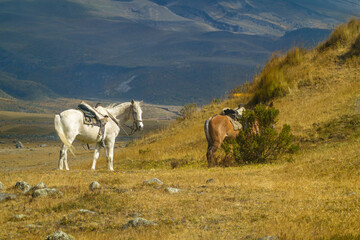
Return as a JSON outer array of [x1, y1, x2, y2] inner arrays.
[[223, 104, 298, 164], [179, 103, 197, 119]]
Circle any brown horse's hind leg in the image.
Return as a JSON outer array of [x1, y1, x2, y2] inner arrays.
[[207, 143, 220, 168]]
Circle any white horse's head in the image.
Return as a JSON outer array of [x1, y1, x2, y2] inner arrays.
[[131, 99, 144, 131]]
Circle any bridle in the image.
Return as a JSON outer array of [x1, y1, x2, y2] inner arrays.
[[106, 104, 142, 136], [127, 104, 143, 135]]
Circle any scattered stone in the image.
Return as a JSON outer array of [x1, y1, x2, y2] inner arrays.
[[25, 224, 42, 228], [11, 214, 27, 221], [40, 144, 47, 147], [206, 178, 215, 183], [0, 193, 17, 202], [33, 182, 48, 190], [46, 231, 75, 240], [89, 181, 101, 191], [15, 141, 24, 149], [32, 188, 63, 198], [79, 209, 96, 215], [128, 212, 143, 218], [165, 187, 181, 194], [15, 181, 32, 193], [122, 217, 157, 229], [0, 141, 6, 144], [0, 181, 3, 191], [114, 188, 129, 193], [143, 178, 163, 185], [258, 236, 279, 240]]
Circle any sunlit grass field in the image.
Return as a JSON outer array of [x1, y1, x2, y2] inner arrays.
[[1, 19, 360, 239]]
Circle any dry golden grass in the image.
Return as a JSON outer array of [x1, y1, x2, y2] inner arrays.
[[1, 19, 360, 239]]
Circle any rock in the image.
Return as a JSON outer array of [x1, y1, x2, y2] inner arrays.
[[165, 187, 181, 194], [25, 224, 42, 228], [79, 209, 96, 215], [32, 188, 63, 198], [0, 193, 16, 202], [143, 178, 163, 185], [15, 141, 24, 148], [15, 181, 32, 193], [89, 181, 101, 191], [258, 236, 279, 240], [11, 214, 27, 221], [0, 181, 3, 191], [33, 182, 48, 190], [122, 217, 157, 229], [40, 144, 47, 147], [128, 212, 142, 218], [0, 141, 6, 144], [206, 178, 215, 183], [46, 231, 75, 240]]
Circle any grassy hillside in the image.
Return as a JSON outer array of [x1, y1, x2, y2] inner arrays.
[[0, 19, 359, 239]]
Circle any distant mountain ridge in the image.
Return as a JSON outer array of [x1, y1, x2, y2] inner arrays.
[[0, 0, 358, 105]]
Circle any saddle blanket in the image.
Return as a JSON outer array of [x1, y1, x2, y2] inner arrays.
[[226, 115, 242, 131]]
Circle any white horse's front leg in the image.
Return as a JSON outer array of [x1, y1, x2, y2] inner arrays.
[[58, 144, 68, 170], [91, 143, 101, 171], [107, 141, 115, 171]]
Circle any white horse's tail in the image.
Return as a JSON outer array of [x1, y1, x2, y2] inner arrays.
[[204, 117, 213, 146], [54, 114, 76, 156]]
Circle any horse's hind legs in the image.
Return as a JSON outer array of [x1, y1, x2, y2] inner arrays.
[[206, 144, 218, 168], [59, 144, 69, 170], [91, 143, 101, 171]]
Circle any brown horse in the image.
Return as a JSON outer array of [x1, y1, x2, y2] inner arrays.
[[204, 103, 273, 167], [204, 106, 246, 167]]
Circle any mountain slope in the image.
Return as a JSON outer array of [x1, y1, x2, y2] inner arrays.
[[0, 0, 358, 104]]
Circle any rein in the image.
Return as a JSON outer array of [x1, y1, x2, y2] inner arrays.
[[106, 106, 141, 136]]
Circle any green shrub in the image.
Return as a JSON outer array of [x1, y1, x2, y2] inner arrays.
[[223, 104, 298, 164], [179, 103, 197, 119]]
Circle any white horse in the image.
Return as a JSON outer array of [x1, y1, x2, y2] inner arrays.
[[54, 100, 143, 171]]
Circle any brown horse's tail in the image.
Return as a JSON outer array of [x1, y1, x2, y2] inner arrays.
[[204, 117, 213, 146]]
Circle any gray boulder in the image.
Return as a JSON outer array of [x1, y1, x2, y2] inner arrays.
[[33, 182, 48, 190], [165, 187, 181, 194], [0, 193, 16, 202], [46, 231, 75, 240], [79, 209, 96, 215], [122, 217, 157, 229], [258, 236, 279, 240], [15, 181, 32, 193], [10, 214, 27, 221], [0, 181, 3, 191], [89, 181, 101, 191], [143, 178, 163, 185], [32, 188, 63, 198], [25, 224, 42, 228], [206, 178, 215, 184]]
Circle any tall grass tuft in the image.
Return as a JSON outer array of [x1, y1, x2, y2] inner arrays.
[[249, 47, 306, 105], [350, 34, 360, 56], [317, 18, 360, 51]]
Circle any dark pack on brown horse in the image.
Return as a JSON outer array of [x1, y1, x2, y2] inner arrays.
[[204, 105, 246, 167]]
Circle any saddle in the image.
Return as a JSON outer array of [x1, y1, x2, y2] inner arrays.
[[77, 101, 110, 141], [78, 103, 101, 127], [220, 107, 243, 130]]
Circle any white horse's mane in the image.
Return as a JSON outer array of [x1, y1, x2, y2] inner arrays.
[[106, 102, 130, 110]]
